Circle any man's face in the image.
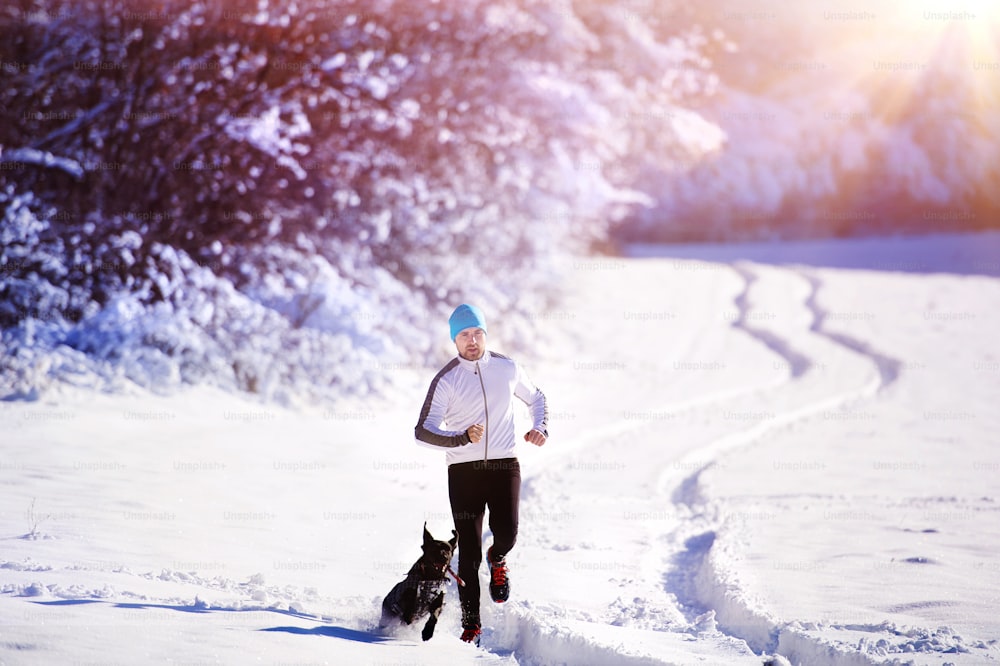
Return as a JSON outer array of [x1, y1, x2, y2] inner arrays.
[[455, 328, 486, 361]]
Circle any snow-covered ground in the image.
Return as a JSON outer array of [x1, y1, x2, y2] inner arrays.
[[2, 233, 999, 665]]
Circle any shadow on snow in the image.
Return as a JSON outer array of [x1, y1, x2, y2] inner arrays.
[[260, 625, 392, 644], [29, 598, 389, 643]]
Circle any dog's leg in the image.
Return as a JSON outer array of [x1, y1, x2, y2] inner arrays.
[[380, 580, 406, 630], [421, 591, 445, 641], [401, 585, 418, 625]]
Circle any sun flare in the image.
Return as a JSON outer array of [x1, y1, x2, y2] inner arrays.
[[849, 0, 1000, 124], [893, 0, 1000, 49]]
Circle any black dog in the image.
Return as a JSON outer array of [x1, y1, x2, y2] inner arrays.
[[379, 523, 461, 641]]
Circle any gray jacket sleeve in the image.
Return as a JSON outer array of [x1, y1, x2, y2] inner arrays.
[[415, 361, 470, 449]]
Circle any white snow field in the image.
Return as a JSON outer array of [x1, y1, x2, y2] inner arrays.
[[2, 232, 999, 666]]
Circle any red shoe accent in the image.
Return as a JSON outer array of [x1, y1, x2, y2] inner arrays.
[[460, 625, 482, 645], [487, 547, 509, 603], [490, 557, 507, 587]]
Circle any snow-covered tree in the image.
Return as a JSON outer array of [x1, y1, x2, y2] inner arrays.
[[1, 0, 721, 401]]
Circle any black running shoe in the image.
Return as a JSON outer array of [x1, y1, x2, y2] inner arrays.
[[487, 547, 509, 603]]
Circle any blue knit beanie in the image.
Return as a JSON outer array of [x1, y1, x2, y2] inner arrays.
[[449, 304, 487, 341]]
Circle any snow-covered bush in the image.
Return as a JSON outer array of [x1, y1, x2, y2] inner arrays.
[[0, 0, 719, 402]]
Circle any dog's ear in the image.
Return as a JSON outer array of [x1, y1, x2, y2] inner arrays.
[[449, 530, 458, 549], [423, 522, 434, 548]]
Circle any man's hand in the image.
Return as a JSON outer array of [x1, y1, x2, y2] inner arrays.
[[524, 429, 547, 446], [466, 424, 485, 444]]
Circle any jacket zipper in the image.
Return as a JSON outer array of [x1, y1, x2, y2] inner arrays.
[[476, 360, 489, 462]]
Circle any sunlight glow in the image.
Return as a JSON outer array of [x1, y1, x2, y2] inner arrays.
[[897, 0, 1000, 40]]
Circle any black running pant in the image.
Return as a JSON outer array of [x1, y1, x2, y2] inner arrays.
[[448, 458, 520, 620]]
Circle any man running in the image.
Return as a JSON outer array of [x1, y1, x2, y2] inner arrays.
[[415, 304, 549, 645]]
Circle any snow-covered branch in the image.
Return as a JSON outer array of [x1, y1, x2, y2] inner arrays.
[[1, 147, 84, 181]]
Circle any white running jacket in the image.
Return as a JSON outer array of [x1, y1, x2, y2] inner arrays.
[[415, 350, 548, 466]]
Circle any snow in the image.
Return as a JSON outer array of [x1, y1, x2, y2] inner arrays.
[[2, 233, 999, 665], [224, 104, 312, 179]]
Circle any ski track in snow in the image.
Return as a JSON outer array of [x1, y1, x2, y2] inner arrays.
[[799, 271, 902, 391], [659, 265, 890, 649], [651, 263, 988, 666], [731, 263, 813, 380], [676, 264, 906, 655]]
